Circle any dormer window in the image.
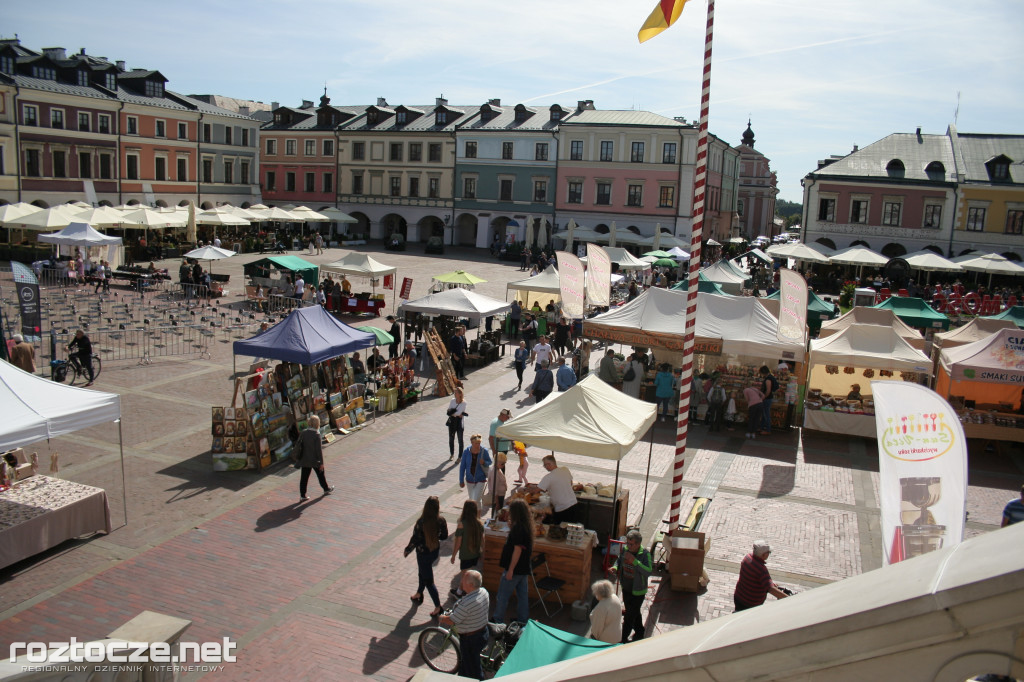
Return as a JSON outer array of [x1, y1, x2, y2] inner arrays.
[[436, 111, 448, 126], [77, 71, 90, 87], [925, 161, 945, 181], [986, 155, 1012, 182], [368, 110, 378, 125], [396, 111, 407, 125], [33, 65, 56, 80], [105, 73, 116, 89], [144, 80, 164, 98], [0, 55, 13, 75], [886, 159, 905, 178], [515, 109, 527, 123], [551, 109, 562, 122]]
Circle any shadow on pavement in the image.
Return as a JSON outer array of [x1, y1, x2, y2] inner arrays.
[[254, 500, 309, 532], [158, 452, 265, 502], [757, 464, 796, 498], [365, 603, 430, 677], [647, 578, 702, 628]]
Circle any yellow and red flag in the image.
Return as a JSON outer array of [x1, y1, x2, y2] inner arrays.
[[638, 0, 689, 43]]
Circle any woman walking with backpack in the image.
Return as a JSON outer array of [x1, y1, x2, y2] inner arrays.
[[653, 363, 675, 423], [706, 376, 728, 432]]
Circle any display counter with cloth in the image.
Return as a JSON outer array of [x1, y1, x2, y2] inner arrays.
[[482, 520, 597, 603]]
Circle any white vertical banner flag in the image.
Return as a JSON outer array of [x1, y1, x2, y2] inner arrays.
[[872, 380, 967, 566], [777, 268, 808, 343], [585, 244, 612, 307], [556, 251, 585, 319]]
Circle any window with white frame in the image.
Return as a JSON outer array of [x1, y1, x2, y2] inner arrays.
[[78, 112, 90, 132], [177, 157, 188, 182], [77, 70, 90, 87], [463, 177, 476, 199], [429, 143, 441, 162], [599, 141, 613, 162], [99, 153, 112, 179], [155, 156, 167, 181], [465, 141, 477, 159], [304, 139, 315, 156], [126, 116, 138, 135], [23, 105, 37, 127], [662, 142, 677, 164], [266, 138, 277, 155], [240, 161, 250, 184], [390, 176, 401, 196], [659, 186, 675, 208], [178, 122, 188, 139], [499, 178, 513, 201], [630, 142, 644, 163], [24, 148, 41, 176], [502, 142, 513, 160], [923, 203, 942, 228], [966, 206, 986, 231], [627, 184, 643, 207], [390, 143, 402, 161], [535, 143, 548, 161], [79, 151, 91, 178], [534, 180, 547, 203], [323, 139, 334, 157], [352, 142, 365, 160], [351, 173, 364, 195], [850, 197, 869, 224], [596, 182, 611, 205], [98, 114, 110, 134], [409, 143, 422, 162], [1006, 209, 1024, 235], [126, 153, 139, 180], [882, 199, 902, 227], [567, 181, 582, 204], [323, 172, 333, 193], [285, 171, 295, 191], [225, 127, 232, 145], [155, 120, 165, 138], [50, 109, 64, 129], [570, 140, 583, 161], [409, 177, 419, 197], [817, 197, 835, 222], [224, 160, 234, 184], [144, 80, 163, 98], [305, 172, 314, 192], [285, 139, 297, 155], [52, 150, 66, 178], [428, 177, 440, 198], [105, 73, 116, 90], [201, 158, 214, 184], [265, 171, 275, 190]]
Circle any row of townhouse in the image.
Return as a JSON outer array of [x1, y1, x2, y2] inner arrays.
[[801, 125, 1024, 260], [0, 38, 781, 250], [0, 40, 261, 210], [259, 93, 773, 248]]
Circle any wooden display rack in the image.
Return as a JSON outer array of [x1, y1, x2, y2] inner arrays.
[[423, 327, 459, 397]]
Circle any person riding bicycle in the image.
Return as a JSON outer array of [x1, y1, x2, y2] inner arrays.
[[67, 329, 95, 387], [438, 569, 490, 680]]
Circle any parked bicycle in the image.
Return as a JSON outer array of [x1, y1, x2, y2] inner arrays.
[[418, 616, 521, 676], [51, 352, 102, 385]]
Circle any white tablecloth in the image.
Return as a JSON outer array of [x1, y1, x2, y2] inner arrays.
[[0, 476, 112, 568]]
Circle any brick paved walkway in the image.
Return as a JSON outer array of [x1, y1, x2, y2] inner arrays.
[[1, 244, 1021, 680]]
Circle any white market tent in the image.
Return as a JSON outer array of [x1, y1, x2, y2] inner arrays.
[[700, 260, 750, 295], [903, 250, 964, 273], [495, 373, 658, 537], [933, 317, 1016, 351], [321, 251, 399, 306], [37, 222, 122, 248], [936, 327, 1024, 410], [580, 247, 650, 271], [829, 245, 889, 267], [765, 241, 832, 264], [398, 287, 511, 324], [506, 265, 566, 307], [818, 306, 925, 350]]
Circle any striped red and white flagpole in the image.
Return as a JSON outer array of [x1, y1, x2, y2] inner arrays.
[[670, 0, 714, 526]]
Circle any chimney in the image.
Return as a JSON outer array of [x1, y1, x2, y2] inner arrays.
[[916, 126, 923, 142], [488, 98, 501, 107], [377, 97, 388, 107], [42, 47, 67, 61], [577, 100, 595, 112], [300, 100, 314, 109], [79, 48, 86, 56], [271, 101, 279, 110], [238, 105, 250, 116], [852, 144, 859, 152], [436, 96, 448, 107], [116, 60, 126, 71]]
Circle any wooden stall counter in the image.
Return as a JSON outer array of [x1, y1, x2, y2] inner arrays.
[[571, 488, 629, 546], [482, 524, 597, 604]]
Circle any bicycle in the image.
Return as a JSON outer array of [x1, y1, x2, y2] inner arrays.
[[51, 352, 102, 385], [418, 616, 521, 676]]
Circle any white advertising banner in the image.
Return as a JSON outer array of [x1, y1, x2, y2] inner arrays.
[[777, 268, 807, 343], [585, 244, 611, 307], [556, 251, 585, 319], [872, 380, 967, 565]]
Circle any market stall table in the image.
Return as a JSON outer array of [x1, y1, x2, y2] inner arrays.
[[0, 476, 112, 568], [337, 297, 386, 316], [481, 523, 598, 604]]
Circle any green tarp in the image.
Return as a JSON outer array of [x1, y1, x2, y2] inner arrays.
[[872, 296, 950, 331], [494, 620, 617, 678], [983, 305, 1024, 329], [243, 255, 319, 285], [766, 288, 838, 332], [671, 271, 729, 296]]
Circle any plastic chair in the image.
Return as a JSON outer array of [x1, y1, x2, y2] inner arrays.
[[529, 552, 566, 617]]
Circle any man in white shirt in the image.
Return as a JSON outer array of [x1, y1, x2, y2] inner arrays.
[[535, 454, 577, 524], [293, 276, 305, 299], [531, 335, 556, 370], [439, 570, 489, 680], [213, 236, 222, 248]]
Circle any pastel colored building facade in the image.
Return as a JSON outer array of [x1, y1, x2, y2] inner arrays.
[[453, 100, 569, 249], [736, 122, 779, 240]]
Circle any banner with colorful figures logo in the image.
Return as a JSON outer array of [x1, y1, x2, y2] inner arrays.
[[872, 380, 967, 565]]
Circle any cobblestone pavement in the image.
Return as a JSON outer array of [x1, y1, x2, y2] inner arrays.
[[1, 243, 1022, 680]]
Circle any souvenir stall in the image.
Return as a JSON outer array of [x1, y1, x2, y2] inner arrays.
[[320, 251, 396, 316], [225, 306, 376, 471], [804, 324, 933, 438], [935, 328, 1024, 442], [930, 318, 1016, 375], [492, 374, 657, 604], [506, 265, 566, 336], [243, 255, 319, 298], [583, 289, 807, 430], [818, 307, 926, 351], [0, 361, 120, 568]]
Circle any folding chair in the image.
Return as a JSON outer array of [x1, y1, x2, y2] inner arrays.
[[529, 552, 566, 617]]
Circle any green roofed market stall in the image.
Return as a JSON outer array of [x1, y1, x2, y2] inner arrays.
[[671, 271, 729, 296], [494, 621, 617, 678], [983, 305, 1024, 329], [872, 296, 950, 331], [244, 255, 319, 287]]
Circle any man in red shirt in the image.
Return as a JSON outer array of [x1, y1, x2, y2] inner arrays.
[[733, 540, 788, 612]]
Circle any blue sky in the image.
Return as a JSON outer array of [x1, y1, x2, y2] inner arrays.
[[6, 0, 1023, 202]]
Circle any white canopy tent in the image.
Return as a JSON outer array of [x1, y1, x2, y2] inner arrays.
[[0, 360, 126, 522], [766, 241, 833, 263], [321, 251, 399, 307], [819, 306, 925, 350], [579, 247, 650, 271], [398, 287, 511, 324], [37, 221, 123, 266], [496, 373, 658, 534], [506, 265, 566, 307], [700, 260, 750, 295], [903, 250, 964, 273]]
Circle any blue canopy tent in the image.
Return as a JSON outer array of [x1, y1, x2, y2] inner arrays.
[[232, 305, 376, 374], [494, 621, 617, 677]]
